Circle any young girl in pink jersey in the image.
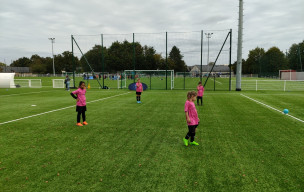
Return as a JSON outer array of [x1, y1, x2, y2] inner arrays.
[[183, 91, 200, 146], [136, 78, 143, 103], [197, 81, 204, 106], [70, 81, 88, 126]]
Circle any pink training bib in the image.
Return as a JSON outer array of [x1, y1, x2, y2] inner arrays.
[[136, 82, 143, 92], [72, 88, 86, 106], [197, 85, 204, 97], [184, 100, 199, 125]]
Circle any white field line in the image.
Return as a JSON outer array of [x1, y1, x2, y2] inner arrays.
[[0, 91, 52, 97], [209, 78, 223, 84], [0, 92, 130, 125], [240, 94, 304, 123]]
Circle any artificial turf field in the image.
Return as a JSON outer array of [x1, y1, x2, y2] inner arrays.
[[0, 87, 304, 191]]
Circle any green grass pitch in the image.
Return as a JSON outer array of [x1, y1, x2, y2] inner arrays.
[[0, 86, 304, 191]]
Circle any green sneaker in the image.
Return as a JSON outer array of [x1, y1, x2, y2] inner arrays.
[[190, 141, 199, 146], [183, 138, 189, 146]]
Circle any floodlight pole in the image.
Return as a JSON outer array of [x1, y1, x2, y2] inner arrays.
[[298, 45, 302, 72], [236, 0, 244, 91], [200, 30, 203, 82], [205, 33, 213, 66], [48, 38, 55, 76]]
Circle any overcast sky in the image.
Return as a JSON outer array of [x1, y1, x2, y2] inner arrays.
[[0, 0, 303, 66]]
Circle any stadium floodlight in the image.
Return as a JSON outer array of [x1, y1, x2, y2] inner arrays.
[[48, 38, 55, 76], [205, 33, 213, 66]]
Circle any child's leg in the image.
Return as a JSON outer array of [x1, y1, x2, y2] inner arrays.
[[77, 111, 81, 123], [185, 125, 195, 141], [201, 97, 203, 105], [81, 111, 85, 121], [185, 131, 191, 140], [82, 111, 86, 122], [190, 126, 196, 142]]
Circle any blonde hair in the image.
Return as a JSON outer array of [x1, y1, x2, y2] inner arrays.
[[187, 91, 197, 100]]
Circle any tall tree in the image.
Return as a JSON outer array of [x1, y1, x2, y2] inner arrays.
[[142, 45, 157, 70], [10, 57, 31, 67], [154, 54, 166, 70], [261, 47, 288, 74], [106, 41, 133, 72], [245, 47, 265, 74], [288, 41, 304, 71], [30, 55, 46, 74], [168, 46, 186, 72], [80, 45, 105, 73]]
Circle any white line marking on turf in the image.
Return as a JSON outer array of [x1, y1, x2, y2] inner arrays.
[[0, 92, 131, 125], [209, 78, 223, 84], [240, 94, 304, 123], [0, 91, 52, 97]]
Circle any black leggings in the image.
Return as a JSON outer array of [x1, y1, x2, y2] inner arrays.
[[185, 125, 198, 142], [77, 111, 86, 123], [197, 96, 203, 105]]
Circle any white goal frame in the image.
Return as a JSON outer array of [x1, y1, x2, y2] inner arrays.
[[14, 79, 42, 88], [52, 79, 74, 88]]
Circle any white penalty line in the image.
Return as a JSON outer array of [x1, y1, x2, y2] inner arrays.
[[240, 94, 304, 123], [0, 92, 131, 125]]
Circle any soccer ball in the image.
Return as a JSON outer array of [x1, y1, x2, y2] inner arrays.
[[283, 109, 289, 114]]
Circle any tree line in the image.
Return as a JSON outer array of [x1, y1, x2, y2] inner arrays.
[[5, 40, 187, 74], [230, 40, 304, 76], [3, 40, 303, 75]]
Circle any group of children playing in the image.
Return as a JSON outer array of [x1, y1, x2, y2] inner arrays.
[[70, 79, 204, 146]]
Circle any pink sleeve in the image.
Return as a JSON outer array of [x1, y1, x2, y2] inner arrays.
[[72, 89, 79, 95], [184, 102, 189, 112]]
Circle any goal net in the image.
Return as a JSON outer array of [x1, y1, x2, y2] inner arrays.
[[14, 79, 42, 88], [123, 70, 174, 90]]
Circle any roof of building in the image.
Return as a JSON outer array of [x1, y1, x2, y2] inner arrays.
[[0, 66, 30, 73], [189, 65, 230, 72]]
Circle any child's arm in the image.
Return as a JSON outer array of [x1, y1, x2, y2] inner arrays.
[[70, 92, 77, 99], [185, 112, 191, 124]]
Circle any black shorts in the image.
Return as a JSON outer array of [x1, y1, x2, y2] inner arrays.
[[136, 92, 142, 95], [197, 96, 202, 99], [76, 106, 87, 112], [188, 124, 198, 132]]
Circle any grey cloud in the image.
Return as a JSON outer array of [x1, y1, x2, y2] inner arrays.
[[0, 0, 303, 65]]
